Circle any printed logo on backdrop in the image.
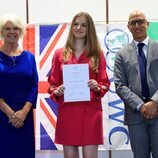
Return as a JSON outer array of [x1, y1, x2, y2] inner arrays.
[[105, 29, 129, 71], [103, 28, 131, 150]]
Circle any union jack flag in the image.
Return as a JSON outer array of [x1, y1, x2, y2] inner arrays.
[[23, 23, 69, 150]]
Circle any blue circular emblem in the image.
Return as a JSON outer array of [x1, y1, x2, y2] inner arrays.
[[104, 29, 129, 53]]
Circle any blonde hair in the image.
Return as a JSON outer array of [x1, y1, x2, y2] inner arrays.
[[0, 13, 25, 39], [64, 12, 101, 72]]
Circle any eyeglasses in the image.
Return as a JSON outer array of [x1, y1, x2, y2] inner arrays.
[[128, 19, 146, 26]]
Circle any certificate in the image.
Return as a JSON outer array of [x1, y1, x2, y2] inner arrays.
[[63, 64, 90, 102]]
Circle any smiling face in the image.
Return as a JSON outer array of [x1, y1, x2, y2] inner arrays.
[[1, 21, 21, 44], [127, 11, 149, 42], [73, 16, 87, 40]]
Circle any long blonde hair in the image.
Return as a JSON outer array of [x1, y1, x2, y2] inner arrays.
[[64, 12, 101, 72]]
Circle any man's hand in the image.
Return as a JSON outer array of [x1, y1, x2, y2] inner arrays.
[[140, 100, 158, 119]]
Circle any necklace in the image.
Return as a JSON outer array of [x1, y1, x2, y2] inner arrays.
[[11, 56, 16, 66]]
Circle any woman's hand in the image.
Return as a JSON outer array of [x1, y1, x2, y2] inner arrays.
[[9, 102, 32, 128], [88, 79, 100, 92], [54, 84, 65, 96], [9, 110, 25, 128]]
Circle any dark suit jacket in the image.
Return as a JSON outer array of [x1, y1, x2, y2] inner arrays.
[[114, 38, 158, 124]]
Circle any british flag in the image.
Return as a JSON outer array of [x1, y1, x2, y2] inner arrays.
[[23, 23, 69, 150]]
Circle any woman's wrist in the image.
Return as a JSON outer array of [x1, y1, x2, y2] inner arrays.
[[7, 110, 15, 122], [22, 102, 32, 115], [95, 86, 101, 92]]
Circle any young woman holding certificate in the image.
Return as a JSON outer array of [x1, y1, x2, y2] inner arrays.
[[48, 12, 110, 158]]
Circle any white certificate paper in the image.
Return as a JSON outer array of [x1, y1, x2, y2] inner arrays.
[[63, 64, 90, 102]]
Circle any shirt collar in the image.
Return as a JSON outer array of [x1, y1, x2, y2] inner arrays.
[[134, 36, 149, 47]]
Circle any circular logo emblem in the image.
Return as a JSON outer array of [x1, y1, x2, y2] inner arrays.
[[104, 29, 129, 53]]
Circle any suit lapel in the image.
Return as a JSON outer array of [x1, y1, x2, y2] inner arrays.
[[146, 39, 154, 71], [129, 42, 140, 74]]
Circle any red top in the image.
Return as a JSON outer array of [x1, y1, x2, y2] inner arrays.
[[48, 48, 110, 145]]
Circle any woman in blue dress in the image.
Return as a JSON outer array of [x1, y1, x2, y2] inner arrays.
[[0, 13, 38, 158]]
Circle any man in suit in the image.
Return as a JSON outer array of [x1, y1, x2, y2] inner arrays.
[[114, 10, 158, 158]]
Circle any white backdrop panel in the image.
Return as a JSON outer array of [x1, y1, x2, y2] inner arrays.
[[109, 0, 158, 23], [28, 0, 106, 23], [0, 0, 26, 23]]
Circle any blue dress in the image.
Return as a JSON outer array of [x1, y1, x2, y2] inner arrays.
[[0, 50, 38, 158]]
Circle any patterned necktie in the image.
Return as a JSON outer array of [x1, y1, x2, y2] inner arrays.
[[137, 43, 150, 100]]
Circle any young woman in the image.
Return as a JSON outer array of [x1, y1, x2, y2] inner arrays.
[[48, 12, 110, 158]]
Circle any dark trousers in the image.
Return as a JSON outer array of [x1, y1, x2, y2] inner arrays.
[[128, 117, 158, 158]]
